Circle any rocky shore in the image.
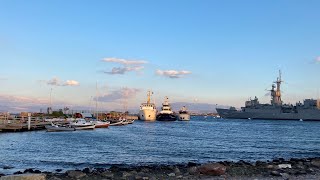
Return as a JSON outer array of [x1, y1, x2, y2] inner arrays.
[[1, 157, 320, 180]]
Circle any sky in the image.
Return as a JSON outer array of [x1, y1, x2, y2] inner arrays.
[[0, 0, 320, 112]]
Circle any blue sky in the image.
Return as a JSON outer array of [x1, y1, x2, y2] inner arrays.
[[0, 0, 319, 112]]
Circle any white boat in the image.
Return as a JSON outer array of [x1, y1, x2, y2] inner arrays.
[[178, 106, 190, 121], [90, 120, 110, 128], [45, 123, 75, 132], [70, 118, 95, 130], [139, 91, 157, 121]]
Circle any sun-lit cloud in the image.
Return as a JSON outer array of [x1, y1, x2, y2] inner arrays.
[[104, 66, 144, 75], [63, 80, 80, 86], [102, 57, 148, 65], [156, 69, 192, 78], [94, 87, 141, 102], [45, 77, 80, 86], [102, 57, 147, 75]]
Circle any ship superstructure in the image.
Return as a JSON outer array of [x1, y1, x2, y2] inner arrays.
[[138, 91, 157, 121], [157, 96, 177, 121], [178, 106, 190, 121], [216, 71, 320, 121]]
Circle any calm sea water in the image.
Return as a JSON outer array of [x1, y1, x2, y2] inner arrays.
[[1, 116, 320, 174]]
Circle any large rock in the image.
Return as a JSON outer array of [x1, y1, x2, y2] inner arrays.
[[197, 163, 226, 176], [0, 174, 46, 180], [66, 170, 86, 179], [311, 159, 320, 167]]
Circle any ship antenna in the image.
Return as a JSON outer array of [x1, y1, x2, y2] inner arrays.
[[147, 90, 151, 104]]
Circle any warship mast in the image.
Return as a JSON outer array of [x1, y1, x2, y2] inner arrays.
[[273, 70, 283, 106]]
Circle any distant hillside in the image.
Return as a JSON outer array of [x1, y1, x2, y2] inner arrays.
[[170, 102, 229, 113]]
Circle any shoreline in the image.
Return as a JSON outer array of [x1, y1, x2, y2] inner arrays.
[[1, 157, 320, 179]]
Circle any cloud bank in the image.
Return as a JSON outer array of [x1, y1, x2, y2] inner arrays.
[[104, 66, 144, 75], [102, 57, 147, 65], [0, 94, 50, 112], [156, 70, 192, 78], [94, 87, 141, 102], [102, 57, 147, 75], [46, 77, 80, 86]]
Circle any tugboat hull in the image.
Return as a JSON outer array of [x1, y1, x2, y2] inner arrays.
[[156, 114, 177, 121]]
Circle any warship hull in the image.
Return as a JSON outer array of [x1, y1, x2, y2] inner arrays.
[[216, 108, 320, 121]]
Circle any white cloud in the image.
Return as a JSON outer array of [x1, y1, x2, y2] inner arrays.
[[94, 87, 141, 102], [156, 69, 192, 78], [46, 77, 80, 86], [102, 57, 148, 65], [104, 66, 144, 75], [102, 57, 147, 75]]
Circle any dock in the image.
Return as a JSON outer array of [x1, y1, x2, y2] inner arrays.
[[0, 116, 51, 132]]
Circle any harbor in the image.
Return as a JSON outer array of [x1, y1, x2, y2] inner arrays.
[[1, 117, 320, 179]]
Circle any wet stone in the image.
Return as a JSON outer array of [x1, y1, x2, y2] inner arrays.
[[55, 169, 62, 173], [270, 170, 281, 176], [168, 173, 175, 177], [197, 163, 226, 176], [66, 170, 86, 179]]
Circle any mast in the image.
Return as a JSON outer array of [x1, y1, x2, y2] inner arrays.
[[272, 70, 283, 106], [147, 90, 151, 104], [95, 81, 98, 119]]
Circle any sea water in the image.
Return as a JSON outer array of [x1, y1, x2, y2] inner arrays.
[[1, 116, 320, 174]]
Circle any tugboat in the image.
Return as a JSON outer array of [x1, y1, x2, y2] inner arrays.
[[157, 96, 177, 121], [138, 91, 157, 121], [178, 106, 190, 121]]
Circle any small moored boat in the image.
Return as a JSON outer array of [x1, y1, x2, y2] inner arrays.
[[45, 123, 75, 132]]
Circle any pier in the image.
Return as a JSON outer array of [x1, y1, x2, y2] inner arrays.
[[0, 115, 51, 132]]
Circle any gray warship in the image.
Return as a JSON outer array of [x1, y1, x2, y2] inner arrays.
[[216, 71, 320, 121]]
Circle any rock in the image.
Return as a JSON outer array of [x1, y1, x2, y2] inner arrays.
[[0, 173, 46, 180], [101, 171, 114, 179], [55, 169, 62, 173], [270, 170, 281, 176], [23, 169, 34, 174], [187, 166, 198, 175], [266, 165, 274, 169], [277, 164, 291, 169], [0, 174, 5, 177], [82, 167, 92, 174], [311, 159, 320, 167], [167, 173, 175, 177], [66, 170, 86, 179], [33, 170, 41, 174], [13, 172, 22, 175], [187, 162, 197, 167], [294, 170, 307, 175], [47, 177, 62, 180], [280, 173, 290, 180], [122, 171, 132, 178], [174, 167, 181, 175], [197, 163, 226, 176]]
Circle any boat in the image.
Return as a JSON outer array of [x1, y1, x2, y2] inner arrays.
[[178, 106, 190, 121], [70, 118, 95, 130], [90, 120, 110, 128], [156, 96, 177, 121], [139, 91, 157, 121], [45, 123, 75, 132], [216, 70, 320, 121]]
